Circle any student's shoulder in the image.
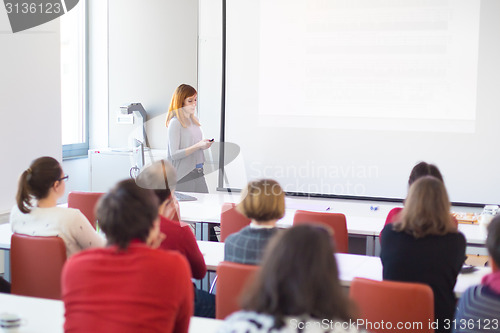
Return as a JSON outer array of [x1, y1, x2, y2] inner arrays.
[[219, 311, 275, 332], [150, 248, 191, 278], [448, 230, 466, 245], [64, 246, 106, 267], [225, 226, 252, 242], [381, 223, 399, 238], [153, 246, 189, 264], [47, 206, 85, 218]]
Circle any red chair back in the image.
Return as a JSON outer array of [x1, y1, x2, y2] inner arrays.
[[67, 191, 104, 229], [293, 210, 349, 253], [220, 203, 251, 242], [11, 234, 67, 300], [350, 277, 434, 333], [216, 261, 259, 319]]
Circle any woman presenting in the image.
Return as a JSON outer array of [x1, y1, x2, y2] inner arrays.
[[166, 84, 213, 193]]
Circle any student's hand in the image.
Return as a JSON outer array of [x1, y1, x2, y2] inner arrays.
[[146, 231, 166, 249]]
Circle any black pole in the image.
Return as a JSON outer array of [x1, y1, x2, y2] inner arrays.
[[218, 0, 227, 190]]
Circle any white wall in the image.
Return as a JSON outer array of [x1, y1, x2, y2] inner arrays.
[[107, 0, 198, 149], [0, 10, 62, 214], [61, 158, 89, 203]]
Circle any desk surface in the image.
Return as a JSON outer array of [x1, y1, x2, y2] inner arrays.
[[182, 192, 486, 244], [0, 223, 10, 250], [0, 194, 487, 250], [0, 293, 222, 333], [197, 240, 490, 298]]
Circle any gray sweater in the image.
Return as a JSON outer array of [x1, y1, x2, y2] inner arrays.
[[167, 117, 205, 180]]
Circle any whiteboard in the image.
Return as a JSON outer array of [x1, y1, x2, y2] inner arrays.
[[199, 0, 500, 206]]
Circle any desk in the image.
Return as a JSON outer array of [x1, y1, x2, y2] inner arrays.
[[183, 193, 399, 254], [182, 193, 487, 255], [0, 223, 11, 281], [197, 240, 490, 298], [0, 293, 64, 332], [0, 205, 488, 282], [0, 293, 223, 333]]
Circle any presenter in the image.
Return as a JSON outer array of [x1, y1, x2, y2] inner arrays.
[[166, 84, 213, 193]]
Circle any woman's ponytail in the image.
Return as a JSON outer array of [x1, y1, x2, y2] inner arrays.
[[16, 169, 33, 213]]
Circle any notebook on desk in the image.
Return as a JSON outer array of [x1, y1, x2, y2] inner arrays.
[[175, 192, 198, 202]]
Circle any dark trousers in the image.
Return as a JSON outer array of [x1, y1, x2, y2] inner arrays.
[[194, 285, 215, 318], [0, 277, 11, 293]]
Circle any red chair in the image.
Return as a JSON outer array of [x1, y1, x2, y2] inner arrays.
[[11, 234, 67, 300], [349, 277, 434, 333], [216, 261, 260, 319], [293, 210, 349, 253], [219, 203, 251, 242], [67, 191, 104, 229]]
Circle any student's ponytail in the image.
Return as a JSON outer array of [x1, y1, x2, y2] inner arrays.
[[16, 169, 33, 213]]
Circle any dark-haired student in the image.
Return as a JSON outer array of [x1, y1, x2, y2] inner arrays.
[[218, 225, 365, 333], [224, 179, 284, 265], [381, 176, 466, 333], [10, 156, 104, 258], [62, 179, 193, 333], [453, 215, 500, 333], [136, 160, 215, 318], [385, 161, 444, 225]]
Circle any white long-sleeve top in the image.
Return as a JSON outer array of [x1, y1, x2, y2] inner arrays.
[[10, 205, 105, 258]]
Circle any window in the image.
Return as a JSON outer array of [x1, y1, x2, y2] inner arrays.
[[61, 0, 88, 158]]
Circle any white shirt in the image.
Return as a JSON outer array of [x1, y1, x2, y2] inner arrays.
[[218, 311, 367, 333], [10, 205, 105, 258]]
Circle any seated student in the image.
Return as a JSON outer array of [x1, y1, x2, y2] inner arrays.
[[62, 179, 193, 333], [380, 176, 466, 333], [136, 160, 215, 318], [10, 156, 104, 258], [218, 225, 364, 333], [453, 215, 500, 333], [224, 179, 284, 265]]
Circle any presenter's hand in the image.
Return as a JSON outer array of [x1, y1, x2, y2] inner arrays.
[[197, 139, 213, 150]]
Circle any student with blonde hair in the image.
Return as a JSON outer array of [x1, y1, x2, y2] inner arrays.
[[224, 179, 285, 265], [380, 176, 466, 333]]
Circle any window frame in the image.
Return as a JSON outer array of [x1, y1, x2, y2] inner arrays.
[[62, 0, 89, 159]]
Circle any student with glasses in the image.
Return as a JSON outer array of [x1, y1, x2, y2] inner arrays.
[[10, 156, 104, 258]]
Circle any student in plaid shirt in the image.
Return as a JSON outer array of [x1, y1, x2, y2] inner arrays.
[[224, 179, 284, 265]]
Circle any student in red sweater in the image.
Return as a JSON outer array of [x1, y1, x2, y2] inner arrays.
[[62, 179, 193, 333], [136, 160, 215, 318]]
